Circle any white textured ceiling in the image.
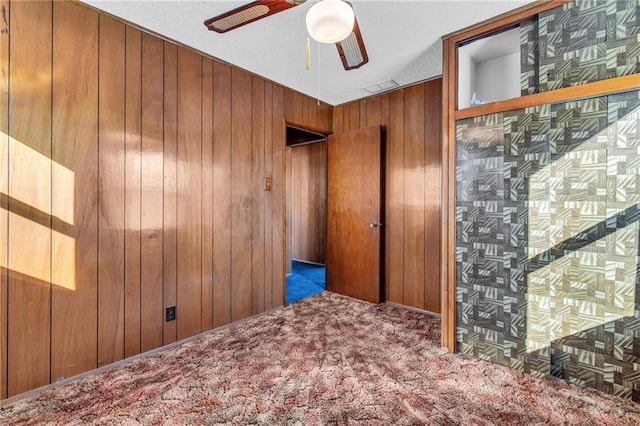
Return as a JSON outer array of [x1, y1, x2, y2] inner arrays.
[[80, 0, 533, 105]]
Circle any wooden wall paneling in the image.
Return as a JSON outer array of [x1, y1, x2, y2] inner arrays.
[[230, 68, 252, 321], [323, 103, 333, 132], [342, 105, 350, 132], [310, 142, 327, 263], [289, 147, 298, 264], [124, 26, 142, 359], [176, 46, 202, 339], [359, 99, 367, 128], [161, 41, 177, 345], [290, 143, 327, 264], [293, 92, 304, 124], [333, 105, 344, 133], [97, 15, 126, 367], [201, 58, 213, 331], [402, 84, 426, 310], [272, 85, 285, 307], [51, 0, 99, 381], [251, 77, 266, 315], [263, 83, 274, 310], [0, 0, 7, 400], [424, 79, 442, 313], [348, 102, 359, 131], [6, 0, 52, 396], [140, 34, 164, 351], [366, 96, 382, 128], [212, 62, 232, 326], [301, 93, 309, 126], [386, 89, 405, 304], [306, 97, 317, 129], [286, 145, 292, 276]]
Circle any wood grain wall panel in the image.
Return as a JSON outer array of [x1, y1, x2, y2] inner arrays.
[[333, 105, 344, 133], [2, 0, 345, 398], [359, 100, 367, 128], [212, 62, 232, 327], [386, 90, 405, 304], [272, 85, 285, 307], [366, 96, 382, 128], [335, 81, 442, 312], [140, 34, 164, 351], [402, 84, 426, 310], [201, 59, 213, 331], [263, 83, 274, 310], [97, 15, 126, 367], [290, 143, 327, 264], [300, 93, 308, 126], [251, 77, 265, 315], [0, 0, 7, 400], [176, 47, 202, 339], [349, 102, 360, 131], [51, 0, 98, 381], [6, 0, 52, 396], [124, 26, 142, 359], [318, 102, 332, 133], [161, 41, 177, 345], [286, 147, 292, 276], [423, 79, 442, 313], [230, 68, 252, 322], [306, 97, 317, 129]]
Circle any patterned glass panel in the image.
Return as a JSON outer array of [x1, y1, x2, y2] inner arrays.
[[455, 90, 640, 401], [520, 0, 639, 95]]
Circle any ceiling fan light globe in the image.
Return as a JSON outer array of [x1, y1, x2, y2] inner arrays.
[[306, 0, 355, 44]]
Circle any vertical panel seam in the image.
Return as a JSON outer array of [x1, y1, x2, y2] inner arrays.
[[123, 20, 127, 363], [250, 78, 254, 316], [4, 0, 10, 397], [229, 69, 233, 322], [138, 32, 143, 355], [198, 55, 204, 333], [96, 12, 101, 370], [47, 0, 53, 388]]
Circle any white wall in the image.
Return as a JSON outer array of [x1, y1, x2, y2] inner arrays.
[[475, 51, 520, 103], [457, 47, 476, 109], [456, 27, 520, 109]]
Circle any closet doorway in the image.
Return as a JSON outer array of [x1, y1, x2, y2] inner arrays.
[[285, 125, 327, 304]]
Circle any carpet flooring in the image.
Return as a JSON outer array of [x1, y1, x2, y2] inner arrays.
[[286, 260, 326, 304], [1, 292, 639, 425]]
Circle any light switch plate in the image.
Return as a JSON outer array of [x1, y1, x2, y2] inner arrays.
[[265, 177, 272, 191]]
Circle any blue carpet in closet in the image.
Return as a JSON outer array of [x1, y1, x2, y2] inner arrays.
[[286, 260, 326, 304]]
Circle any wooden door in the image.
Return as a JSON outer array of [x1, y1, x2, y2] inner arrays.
[[326, 125, 383, 303]]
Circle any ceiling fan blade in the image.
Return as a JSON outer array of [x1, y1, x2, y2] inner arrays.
[[204, 0, 301, 33], [335, 9, 368, 70]]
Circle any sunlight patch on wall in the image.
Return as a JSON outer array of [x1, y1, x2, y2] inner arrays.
[[0, 131, 75, 225], [1, 208, 75, 291]]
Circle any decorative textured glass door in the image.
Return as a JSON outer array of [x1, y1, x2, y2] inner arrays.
[[455, 90, 640, 399]]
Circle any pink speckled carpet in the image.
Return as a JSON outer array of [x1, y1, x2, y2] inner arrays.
[[1, 291, 639, 425]]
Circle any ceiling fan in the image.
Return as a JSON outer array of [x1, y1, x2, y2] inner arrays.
[[204, 0, 369, 71]]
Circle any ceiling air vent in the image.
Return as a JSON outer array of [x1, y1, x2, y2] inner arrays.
[[363, 79, 399, 94]]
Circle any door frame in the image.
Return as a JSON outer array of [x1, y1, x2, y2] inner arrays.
[[282, 121, 330, 305]]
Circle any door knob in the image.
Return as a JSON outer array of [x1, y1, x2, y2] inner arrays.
[[370, 221, 382, 228]]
